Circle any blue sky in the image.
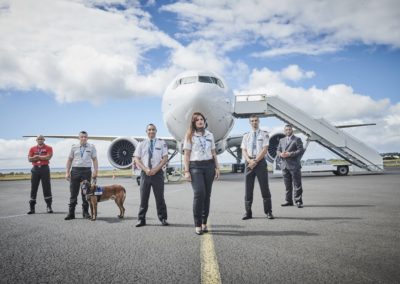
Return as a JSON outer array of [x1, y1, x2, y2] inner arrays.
[[0, 0, 399, 169]]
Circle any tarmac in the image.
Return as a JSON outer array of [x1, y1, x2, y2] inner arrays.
[[0, 169, 399, 283]]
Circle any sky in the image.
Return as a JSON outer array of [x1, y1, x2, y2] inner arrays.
[[0, 0, 399, 170]]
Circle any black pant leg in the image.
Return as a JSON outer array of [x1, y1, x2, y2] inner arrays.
[[190, 167, 206, 227], [41, 166, 52, 205], [255, 160, 271, 199], [282, 168, 293, 203], [152, 170, 167, 221], [201, 164, 215, 225], [255, 160, 272, 213], [245, 165, 256, 203], [292, 168, 303, 204], [30, 168, 40, 204], [69, 169, 81, 207], [138, 171, 152, 221]]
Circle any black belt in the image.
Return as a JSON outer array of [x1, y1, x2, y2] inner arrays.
[[33, 165, 48, 168], [190, 159, 214, 166], [71, 167, 91, 170]]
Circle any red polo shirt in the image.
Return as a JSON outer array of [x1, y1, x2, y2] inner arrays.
[[29, 144, 53, 166]]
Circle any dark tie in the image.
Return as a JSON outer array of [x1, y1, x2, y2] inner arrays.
[[148, 140, 154, 169]]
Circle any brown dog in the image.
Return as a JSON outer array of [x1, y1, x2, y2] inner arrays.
[[81, 180, 126, 221]]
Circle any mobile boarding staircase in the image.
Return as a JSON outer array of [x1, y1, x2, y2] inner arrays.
[[233, 94, 384, 172]]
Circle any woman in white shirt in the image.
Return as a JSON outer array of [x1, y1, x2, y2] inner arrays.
[[183, 112, 220, 235]]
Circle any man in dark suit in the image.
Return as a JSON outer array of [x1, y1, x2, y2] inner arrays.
[[276, 124, 305, 208]]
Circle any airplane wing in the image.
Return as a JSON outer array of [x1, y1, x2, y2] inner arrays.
[[23, 135, 118, 141], [23, 135, 178, 149]]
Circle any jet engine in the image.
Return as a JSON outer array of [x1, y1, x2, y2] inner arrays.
[[266, 133, 285, 163], [107, 137, 138, 169]]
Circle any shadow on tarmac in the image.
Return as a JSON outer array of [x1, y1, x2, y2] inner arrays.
[[275, 216, 362, 221], [210, 230, 318, 237], [304, 204, 375, 208]]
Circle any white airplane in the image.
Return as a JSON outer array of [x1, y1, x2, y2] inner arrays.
[[24, 70, 381, 174]]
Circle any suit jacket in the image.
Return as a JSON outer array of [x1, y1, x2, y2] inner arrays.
[[277, 135, 304, 170]]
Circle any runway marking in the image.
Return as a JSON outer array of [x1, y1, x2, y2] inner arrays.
[[201, 224, 222, 284], [0, 214, 27, 220]]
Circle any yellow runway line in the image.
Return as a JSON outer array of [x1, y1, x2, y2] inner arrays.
[[201, 224, 222, 284]]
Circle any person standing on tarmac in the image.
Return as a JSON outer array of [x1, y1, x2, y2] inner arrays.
[[241, 114, 274, 220], [27, 135, 53, 214], [64, 131, 98, 220], [134, 123, 169, 227], [183, 112, 220, 235]]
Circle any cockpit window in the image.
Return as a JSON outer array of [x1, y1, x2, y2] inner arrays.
[[173, 75, 225, 89], [172, 76, 197, 89], [199, 76, 224, 88], [181, 76, 197, 84], [198, 76, 213, 83]]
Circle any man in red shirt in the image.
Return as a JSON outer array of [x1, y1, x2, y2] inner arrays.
[[27, 135, 53, 214]]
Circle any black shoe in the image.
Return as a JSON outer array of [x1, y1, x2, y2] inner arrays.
[[161, 219, 169, 226], [64, 213, 75, 220], [242, 213, 252, 220], [136, 220, 146, 227], [296, 202, 303, 208], [27, 203, 35, 214], [46, 206, 53, 213], [266, 212, 275, 219], [82, 211, 91, 219], [281, 202, 294, 207]]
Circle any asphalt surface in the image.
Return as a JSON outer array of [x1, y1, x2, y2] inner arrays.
[[0, 170, 399, 283]]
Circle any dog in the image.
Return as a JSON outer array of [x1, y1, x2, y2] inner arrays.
[[81, 180, 126, 221]]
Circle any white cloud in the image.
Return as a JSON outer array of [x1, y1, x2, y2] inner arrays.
[[0, 0, 181, 103], [161, 0, 400, 56], [237, 65, 400, 153], [280, 65, 315, 82]]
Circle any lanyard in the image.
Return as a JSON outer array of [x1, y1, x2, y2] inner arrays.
[[37, 146, 43, 155], [80, 145, 86, 158], [197, 135, 207, 154]]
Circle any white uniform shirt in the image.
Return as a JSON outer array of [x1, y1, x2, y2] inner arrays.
[[183, 130, 216, 161], [134, 138, 168, 168], [69, 143, 97, 167], [241, 129, 269, 157]]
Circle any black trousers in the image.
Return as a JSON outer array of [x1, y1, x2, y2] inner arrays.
[[30, 165, 52, 205], [282, 168, 303, 204], [245, 159, 272, 213], [138, 170, 167, 221], [190, 160, 215, 227], [69, 167, 91, 209]]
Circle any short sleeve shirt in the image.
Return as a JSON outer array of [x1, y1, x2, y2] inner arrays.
[[134, 138, 168, 168], [241, 129, 269, 157], [69, 143, 97, 167], [183, 130, 216, 161], [29, 144, 53, 166]]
